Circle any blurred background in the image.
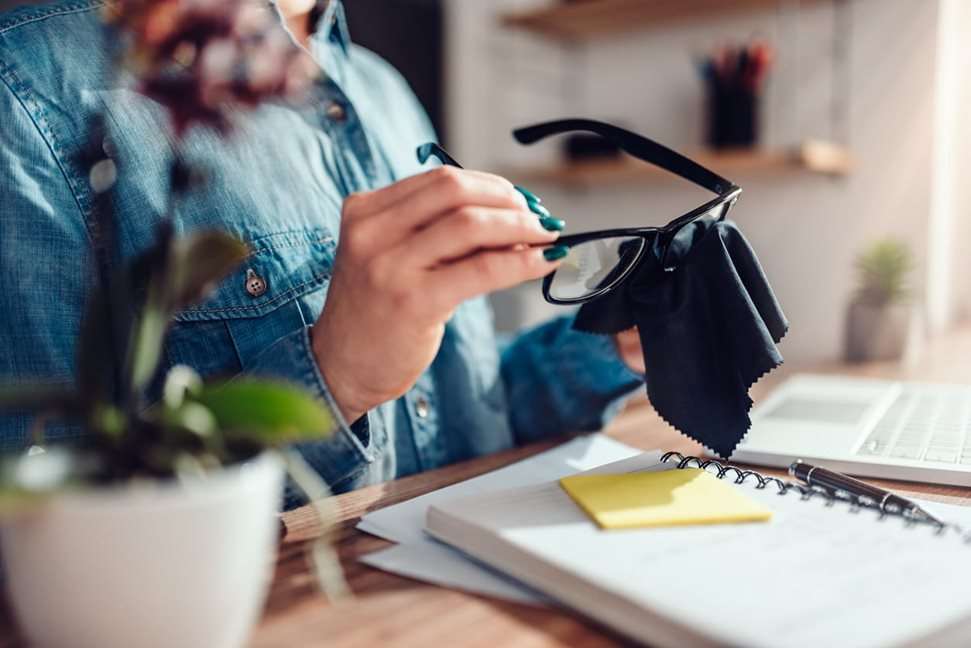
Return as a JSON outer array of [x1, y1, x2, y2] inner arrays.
[[3, 0, 969, 366], [350, 0, 971, 366]]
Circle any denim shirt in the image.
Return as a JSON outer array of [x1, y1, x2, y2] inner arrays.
[[0, 0, 642, 504]]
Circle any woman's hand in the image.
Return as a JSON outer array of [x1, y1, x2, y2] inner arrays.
[[312, 167, 564, 422], [615, 327, 646, 374]]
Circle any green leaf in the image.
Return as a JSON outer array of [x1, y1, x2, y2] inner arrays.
[[90, 404, 126, 439], [169, 231, 250, 311], [122, 224, 175, 400], [855, 239, 913, 305], [191, 380, 335, 445], [127, 284, 169, 396], [123, 228, 246, 401]]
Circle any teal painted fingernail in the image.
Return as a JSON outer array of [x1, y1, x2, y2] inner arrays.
[[515, 185, 542, 204], [543, 244, 570, 262], [539, 216, 565, 231], [527, 201, 552, 218]]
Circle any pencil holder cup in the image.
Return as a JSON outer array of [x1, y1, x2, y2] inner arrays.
[[706, 85, 759, 149]]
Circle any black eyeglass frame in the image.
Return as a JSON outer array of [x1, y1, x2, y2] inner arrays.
[[416, 118, 742, 306]]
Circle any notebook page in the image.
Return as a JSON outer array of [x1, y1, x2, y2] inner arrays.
[[431, 468, 971, 648]]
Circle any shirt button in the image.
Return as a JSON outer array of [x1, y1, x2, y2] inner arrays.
[[415, 396, 430, 419], [245, 268, 267, 297], [325, 102, 346, 122]]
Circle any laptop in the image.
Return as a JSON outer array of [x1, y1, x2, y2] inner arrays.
[[730, 374, 971, 487]]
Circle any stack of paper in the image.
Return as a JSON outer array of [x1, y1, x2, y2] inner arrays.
[[357, 434, 643, 604]]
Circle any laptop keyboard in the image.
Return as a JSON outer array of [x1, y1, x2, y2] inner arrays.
[[856, 386, 971, 464]]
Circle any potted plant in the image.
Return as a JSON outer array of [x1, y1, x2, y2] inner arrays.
[[844, 239, 918, 362], [0, 4, 344, 643], [0, 214, 343, 648]]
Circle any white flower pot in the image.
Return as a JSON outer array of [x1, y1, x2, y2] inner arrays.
[[1, 452, 284, 648]]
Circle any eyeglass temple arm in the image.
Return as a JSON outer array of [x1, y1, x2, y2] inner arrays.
[[417, 142, 464, 169], [513, 119, 736, 196]]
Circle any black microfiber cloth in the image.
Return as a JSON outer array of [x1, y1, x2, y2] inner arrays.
[[574, 219, 788, 458]]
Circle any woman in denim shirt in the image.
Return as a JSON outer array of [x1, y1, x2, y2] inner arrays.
[[0, 0, 644, 505]]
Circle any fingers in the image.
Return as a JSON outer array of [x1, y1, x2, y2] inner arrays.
[[349, 167, 529, 246], [342, 167, 450, 218], [424, 245, 562, 310], [614, 327, 646, 374], [391, 206, 558, 268]]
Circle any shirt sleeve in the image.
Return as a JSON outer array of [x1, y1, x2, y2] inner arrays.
[[245, 326, 381, 510], [0, 70, 92, 451], [500, 314, 644, 444], [245, 324, 371, 445]]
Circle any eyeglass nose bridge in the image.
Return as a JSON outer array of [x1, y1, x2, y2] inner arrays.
[[656, 233, 679, 273], [656, 196, 735, 271]]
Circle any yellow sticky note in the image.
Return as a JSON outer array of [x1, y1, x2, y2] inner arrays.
[[560, 468, 772, 530]]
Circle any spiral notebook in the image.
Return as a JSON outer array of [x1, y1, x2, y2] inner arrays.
[[426, 451, 971, 648]]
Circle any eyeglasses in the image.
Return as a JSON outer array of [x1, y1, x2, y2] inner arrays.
[[417, 118, 742, 306]]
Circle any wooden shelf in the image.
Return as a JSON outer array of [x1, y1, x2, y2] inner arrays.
[[501, 0, 826, 41], [498, 2, 855, 184], [505, 140, 853, 188]]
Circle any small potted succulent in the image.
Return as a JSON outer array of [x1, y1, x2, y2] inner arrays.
[[844, 239, 918, 362], [0, 218, 341, 648]]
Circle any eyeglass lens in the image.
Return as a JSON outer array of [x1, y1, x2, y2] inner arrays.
[[547, 236, 646, 302]]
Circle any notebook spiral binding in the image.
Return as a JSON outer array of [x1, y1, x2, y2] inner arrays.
[[659, 451, 971, 544]]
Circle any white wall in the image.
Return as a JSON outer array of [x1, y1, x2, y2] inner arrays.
[[929, 0, 971, 329], [953, 0, 971, 322], [446, 0, 962, 364]]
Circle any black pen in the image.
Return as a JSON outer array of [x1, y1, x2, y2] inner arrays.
[[789, 460, 943, 525]]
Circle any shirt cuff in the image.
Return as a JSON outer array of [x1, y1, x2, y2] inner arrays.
[[501, 314, 645, 444], [247, 325, 372, 453], [578, 327, 646, 386]]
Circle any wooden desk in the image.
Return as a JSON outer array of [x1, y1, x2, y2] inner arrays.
[[254, 328, 971, 648], [1, 330, 969, 647]]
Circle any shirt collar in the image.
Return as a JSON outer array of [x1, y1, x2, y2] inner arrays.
[[312, 0, 351, 57]]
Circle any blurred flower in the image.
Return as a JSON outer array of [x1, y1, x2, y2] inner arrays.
[[106, 0, 318, 137]]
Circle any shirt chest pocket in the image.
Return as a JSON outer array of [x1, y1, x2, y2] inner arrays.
[[164, 229, 336, 378]]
